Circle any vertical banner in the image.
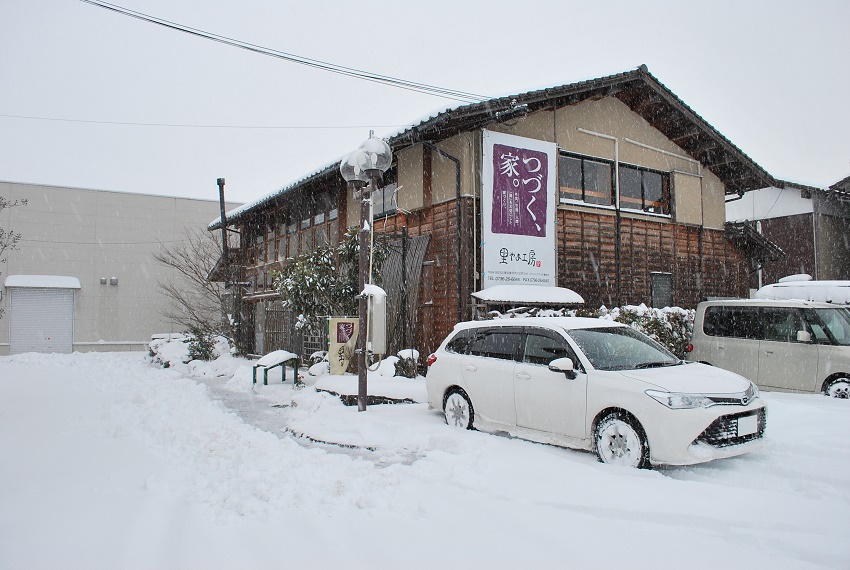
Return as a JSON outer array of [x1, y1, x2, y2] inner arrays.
[[481, 130, 557, 289], [327, 317, 358, 375]]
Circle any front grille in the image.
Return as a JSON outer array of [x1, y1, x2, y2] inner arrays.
[[695, 408, 767, 448], [706, 383, 759, 406]]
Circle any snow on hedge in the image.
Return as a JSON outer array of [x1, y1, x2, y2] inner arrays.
[[489, 304, 695, 358]]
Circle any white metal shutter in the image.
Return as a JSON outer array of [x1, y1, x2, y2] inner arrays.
[[9, 287, 75, 354]]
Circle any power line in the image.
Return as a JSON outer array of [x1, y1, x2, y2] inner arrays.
[[21, 237, 195, 245], [0, 114, 413, 130], [78, 0, 489, 104]]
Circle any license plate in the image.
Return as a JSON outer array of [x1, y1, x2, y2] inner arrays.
[[737, 414, 758, 437]]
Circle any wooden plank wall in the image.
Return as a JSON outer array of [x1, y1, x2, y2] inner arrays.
[[374, 197, 476, 356], [557, 210, 750, 308]]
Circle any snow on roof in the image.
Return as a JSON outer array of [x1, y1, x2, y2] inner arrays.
[[4, 275, 81, 289], [754, 281, 850, 305], [472, 285, 584, 305]]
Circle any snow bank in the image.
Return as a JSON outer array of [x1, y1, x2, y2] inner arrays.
[[3, 352, 849, 568]]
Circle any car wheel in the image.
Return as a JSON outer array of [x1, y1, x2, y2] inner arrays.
[[444, 389, 474, 429], [594, 412, 650, 468], [826, 378, 850, 399]]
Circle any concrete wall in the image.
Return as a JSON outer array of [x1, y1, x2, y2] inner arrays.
[[0, 181, 240, 354]]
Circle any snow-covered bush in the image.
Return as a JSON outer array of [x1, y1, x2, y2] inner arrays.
[[186, 325, 218, 362], [148, 335, 190, 368], [394, 349, 419, 378], [149, 331, 231, 368], [487, 304, 695, 359]]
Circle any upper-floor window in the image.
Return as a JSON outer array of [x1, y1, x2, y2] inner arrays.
[[619, 165, 669, 214], [559, 152, 670, 215], [285, 208, 297, 234], [328, 189, 339, 221], [300, 195, 312, 230], [373, 182, 398, 217], [314, 191, 326, 225], [559, 154, 613, 206]]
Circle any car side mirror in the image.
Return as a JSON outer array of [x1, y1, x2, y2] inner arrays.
[[797, 330, 812, 343], [548, 357, 577, 379]]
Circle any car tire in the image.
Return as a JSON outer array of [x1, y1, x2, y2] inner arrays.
[[825, 378, 850, 399], [594, 412, 650, 469], [444, 389, 474, 430]]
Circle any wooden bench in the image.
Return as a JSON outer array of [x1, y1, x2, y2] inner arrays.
[[252, 350, 301, 386]]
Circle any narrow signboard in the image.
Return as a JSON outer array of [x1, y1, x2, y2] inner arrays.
[[327, 317, 358, 375], [481, 130, 557, 289]]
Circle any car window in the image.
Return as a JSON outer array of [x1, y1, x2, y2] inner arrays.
[[703, 306, 761, 339], [445, 329, 474, 355], [468, 329, 523, 361], [567, 326, 677, 371], [761, 307, 804, 343], [811, 308, 850, 346], [523, 332, 570, 366]]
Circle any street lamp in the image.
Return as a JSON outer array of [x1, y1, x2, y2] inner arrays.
[[339, 135, 393, 412]]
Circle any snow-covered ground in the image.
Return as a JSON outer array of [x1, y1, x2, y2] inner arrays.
[[2, 351, 849, 569]]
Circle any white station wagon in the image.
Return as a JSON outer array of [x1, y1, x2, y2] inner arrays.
[[425, 318, 766, 468]]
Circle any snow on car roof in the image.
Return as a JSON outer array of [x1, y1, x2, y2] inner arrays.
[[699, 298, 846, 309], [754, 281, 850, 305], [452, 317, 626, 332]]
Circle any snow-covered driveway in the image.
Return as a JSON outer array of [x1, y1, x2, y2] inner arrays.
[[1, 352, 848, 569]]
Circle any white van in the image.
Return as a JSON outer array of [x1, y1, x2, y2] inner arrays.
[[687, 300, 850, 398]]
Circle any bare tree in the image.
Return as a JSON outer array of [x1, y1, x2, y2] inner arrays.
[[0, 196, 27, 320], [154, 227, 240, 349]]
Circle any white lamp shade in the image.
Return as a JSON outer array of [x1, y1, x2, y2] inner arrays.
[[339, 149, 370, 183], [358, 136, 392, 172]]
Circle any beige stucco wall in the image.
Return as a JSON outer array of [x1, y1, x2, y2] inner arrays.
[[402, 97, 727, 229], [396, 144, 424, 212], [0, 181, 240, 354], [672, 171, 703, 225], [431, 132, 478, 203]]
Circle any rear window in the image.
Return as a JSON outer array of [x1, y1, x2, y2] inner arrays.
[[445, 329, 474, 355]]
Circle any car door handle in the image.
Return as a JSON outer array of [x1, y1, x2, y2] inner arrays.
[[516, 373, 531, 380], [764, 350, 774, 354], [464, 365, 477, 372]]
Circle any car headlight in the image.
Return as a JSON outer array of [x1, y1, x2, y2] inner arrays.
[[645, 390, 714, 409], [748, 382, 760, 400]]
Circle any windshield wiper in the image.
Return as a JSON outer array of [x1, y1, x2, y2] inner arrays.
[[634, 360, 681, 369]]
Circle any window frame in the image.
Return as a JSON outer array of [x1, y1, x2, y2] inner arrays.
[[558, 151, 671, 215], [521, 328, 583, 371]]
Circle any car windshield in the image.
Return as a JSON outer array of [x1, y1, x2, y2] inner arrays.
[[566, 326, 679, 371], [810, 308, 850, 346]]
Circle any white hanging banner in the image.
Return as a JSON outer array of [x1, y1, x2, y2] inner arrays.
[[481, 130, 557, 289]]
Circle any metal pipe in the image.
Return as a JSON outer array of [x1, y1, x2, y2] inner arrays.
[[357, 176, 374, 412], [217, 178, 228, 269], [623, 137, 701, 176], [422, 142, 463, 322], [576, 128, 620, 304]]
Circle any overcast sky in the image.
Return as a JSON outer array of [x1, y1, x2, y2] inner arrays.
[[1, 0, 848, 206]]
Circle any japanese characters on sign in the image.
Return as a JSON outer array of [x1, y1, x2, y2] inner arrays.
[[482, 131, 557, 289], [327, 317, 358, 375], [491, 144, 548, 237]]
